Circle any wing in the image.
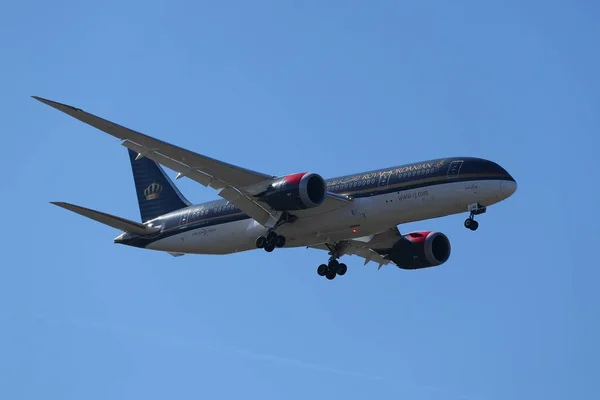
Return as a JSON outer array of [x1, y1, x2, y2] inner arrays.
[[51, 201, 160, 235], [309, 226, 402, 269], [33, 96, 351, 227]]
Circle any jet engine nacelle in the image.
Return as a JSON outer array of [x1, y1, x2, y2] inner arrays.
[[258, 172, 326, 211], [388, 231, 451, 270]]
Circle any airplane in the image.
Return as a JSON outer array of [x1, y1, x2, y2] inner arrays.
[[33, 96, 517, 280]]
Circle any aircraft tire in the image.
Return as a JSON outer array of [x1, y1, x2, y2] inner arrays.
[[275, 235, 286, 248], [317, 264, 327, 276], [325, 271, 336, 280], [267, 231, 278, 243], [256, 236, 267, 248], [264, 243, 275, 252], [337, 263, 347, 276]]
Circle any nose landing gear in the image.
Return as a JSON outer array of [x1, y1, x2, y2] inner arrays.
[[464, 217, 479, 231], [464, 203, 486, 231]]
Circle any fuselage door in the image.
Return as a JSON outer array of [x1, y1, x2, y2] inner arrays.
[[378, 171, 392, 188], [179, 210, 190, 229], [447, 160, 464, 178]]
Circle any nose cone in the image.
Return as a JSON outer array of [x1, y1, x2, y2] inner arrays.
[[501, 180, 517, 198]]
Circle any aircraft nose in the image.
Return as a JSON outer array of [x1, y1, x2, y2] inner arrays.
[[501, 180, 517, 198]]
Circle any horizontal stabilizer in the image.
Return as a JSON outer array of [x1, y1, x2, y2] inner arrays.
[[51, 202, 160, 235]]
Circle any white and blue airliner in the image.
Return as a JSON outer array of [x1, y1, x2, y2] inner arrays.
[[34, 96, 517, 280]]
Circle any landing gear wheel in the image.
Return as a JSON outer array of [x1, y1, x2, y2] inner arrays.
[[325, 271, 336, 280], [465, 203, 485, 231], [328, 259, 339, 269], [275, 235, 286, 248], [256, 236, 266, 248], [337, 263, 347, 276], [264, 243, 275, 252], [464, 218, 473, 229], [267, 231, 278, 243], [464, 218, 479, 231], [317, 264, 328, 276]]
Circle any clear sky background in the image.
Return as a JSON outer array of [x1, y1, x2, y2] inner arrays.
[[1, 1, 598, 399]]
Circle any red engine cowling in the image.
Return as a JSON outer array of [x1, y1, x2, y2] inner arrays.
[[257, 172, 327, 211], [388, 231, 451, 270]]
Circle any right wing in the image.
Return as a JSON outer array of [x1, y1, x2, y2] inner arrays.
[[34, 97, 352, 227], [309, 226, 402, 270]]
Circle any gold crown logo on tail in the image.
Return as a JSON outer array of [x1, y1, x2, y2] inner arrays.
[[144, 182, 163, 200]]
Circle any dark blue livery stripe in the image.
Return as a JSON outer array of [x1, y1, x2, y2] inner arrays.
[[116, 157, 514, 248]]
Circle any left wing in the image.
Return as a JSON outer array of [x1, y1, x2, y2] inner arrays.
[[51, 201, 160, 235], [309, 226, 402, 270], [33, 96, 351, 227]]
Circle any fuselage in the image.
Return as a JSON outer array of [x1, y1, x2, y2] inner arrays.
[[115, 156, 517, 254]]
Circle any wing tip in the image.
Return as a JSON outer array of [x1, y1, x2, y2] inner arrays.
[[32, 96, 81, 112], [32, 95, 49, 104], [50, 201, 74, 210]]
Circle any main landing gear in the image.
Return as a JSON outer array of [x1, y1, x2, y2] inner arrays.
[[256, 213, 295, 252], [464, 203, 487, 231], [316, 242, 348, 280], [256, 231, 286, 252], [317, 258, 347, 280]]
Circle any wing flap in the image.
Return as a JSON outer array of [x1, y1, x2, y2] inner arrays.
[[124, 140, 279, 226], [344, 246, 392, 268], [309, 242, 392, 268], [51, 202, 159, 235], [309, 226, 402, 269], [217, 187, 278, 227], [122, 140, 219, 188]]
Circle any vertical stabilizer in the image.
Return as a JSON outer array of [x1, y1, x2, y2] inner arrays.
[[128, 149, 191, 222]]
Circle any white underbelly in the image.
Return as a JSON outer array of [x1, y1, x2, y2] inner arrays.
[[146, 219, 260, 255]]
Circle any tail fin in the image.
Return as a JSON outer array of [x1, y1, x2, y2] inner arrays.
[[128, 149, 191, 222]]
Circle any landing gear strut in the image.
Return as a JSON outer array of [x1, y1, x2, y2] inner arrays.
[[256, 231, 286, 252], [464, 203, 486, 231]]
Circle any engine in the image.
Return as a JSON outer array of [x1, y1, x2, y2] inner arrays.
[[258, 172, 327, 211], [388, 231, 451, 270]]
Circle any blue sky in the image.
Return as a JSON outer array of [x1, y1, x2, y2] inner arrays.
[[1, 1, 598, 399]]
